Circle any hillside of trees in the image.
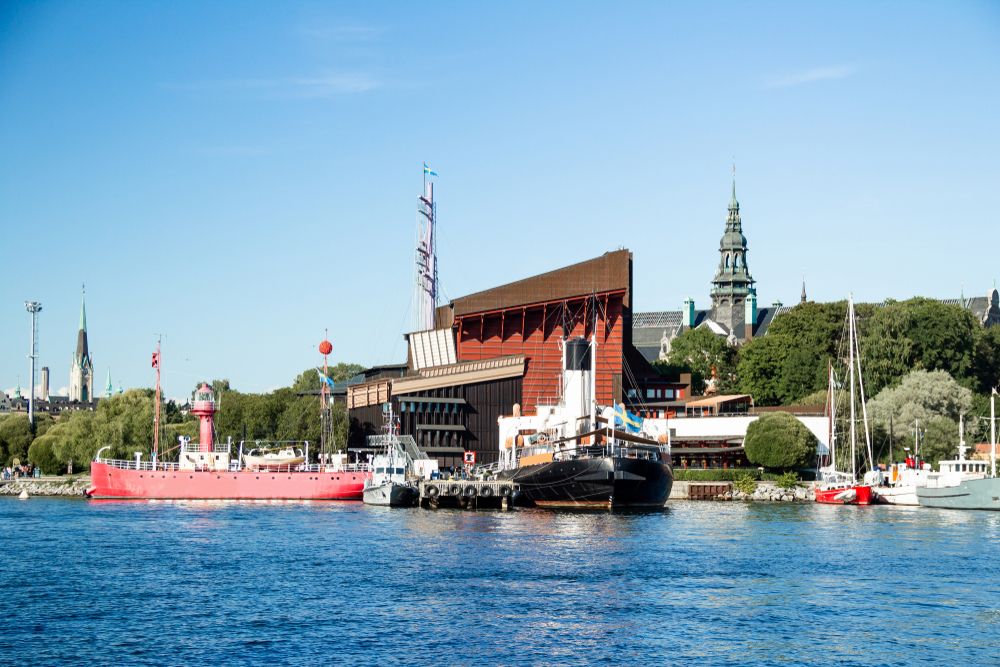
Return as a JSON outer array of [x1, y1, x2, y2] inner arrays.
[[656, 298, 1000, 463], [2, 363, 363, 475]]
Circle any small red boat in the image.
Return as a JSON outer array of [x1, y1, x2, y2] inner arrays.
[[814, 484, 874, 505]]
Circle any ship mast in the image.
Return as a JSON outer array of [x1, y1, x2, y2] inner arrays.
[[152, 336, 161, 464], [415, 163, 438, 332]]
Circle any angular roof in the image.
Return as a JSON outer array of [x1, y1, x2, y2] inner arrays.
[[447, 250, 631, 317]]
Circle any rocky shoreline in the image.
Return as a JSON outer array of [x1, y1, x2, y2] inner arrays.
[[719, 482, 812, 502], [0, 477, 91, 497]]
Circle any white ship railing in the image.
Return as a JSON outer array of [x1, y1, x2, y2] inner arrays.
[[95, 457, 371, 474]]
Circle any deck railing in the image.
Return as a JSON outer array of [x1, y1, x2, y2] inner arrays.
[[95, 458, 371, 474]]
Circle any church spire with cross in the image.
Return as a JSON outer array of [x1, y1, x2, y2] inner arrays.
[[710, 169, 756, 340], [69, 285, 94, 402]]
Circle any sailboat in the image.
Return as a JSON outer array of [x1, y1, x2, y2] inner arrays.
[[815, 296, 876, 505], [917, 390, 1000, 510]]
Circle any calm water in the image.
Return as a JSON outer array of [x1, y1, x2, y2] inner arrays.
[[1, 499, 998, 666]]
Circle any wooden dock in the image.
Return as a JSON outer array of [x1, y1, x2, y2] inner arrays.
[[418, 479, 518, 509]]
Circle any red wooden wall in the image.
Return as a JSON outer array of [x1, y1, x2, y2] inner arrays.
[[454, 291, 626, 415]]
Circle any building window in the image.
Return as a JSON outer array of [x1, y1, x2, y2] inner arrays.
[[646, 388, 655, 399], [665, 389, 674, 399]]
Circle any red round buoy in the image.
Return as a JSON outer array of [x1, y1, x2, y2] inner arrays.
[[318, 340, 333, 355]]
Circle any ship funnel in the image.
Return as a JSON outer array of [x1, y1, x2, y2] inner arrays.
[[563, 337, 592, 430]]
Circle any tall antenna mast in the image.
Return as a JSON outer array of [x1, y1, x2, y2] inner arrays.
[[24, 301, 42, 428], [415, 162, 439, 331], [152, 336, 162, 462], [319, 333, 333, 457]]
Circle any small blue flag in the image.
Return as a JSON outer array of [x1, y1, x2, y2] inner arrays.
[[423, 162, 438, 177], [315, 369, 336, 389]]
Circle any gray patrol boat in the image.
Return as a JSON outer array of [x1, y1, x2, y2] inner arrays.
[[917, 392, 1000, 511]]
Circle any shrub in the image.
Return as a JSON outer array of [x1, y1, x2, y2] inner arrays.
[[776, 471, 799, 490], [744, 412, 818, 470], [733, 472, 757, 495], [674, 468, 761, 482]]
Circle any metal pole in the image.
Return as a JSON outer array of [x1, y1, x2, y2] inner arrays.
[[24, 301, 42, 428]]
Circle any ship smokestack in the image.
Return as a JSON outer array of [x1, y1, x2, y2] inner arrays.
[[563, 337, 592, 431]]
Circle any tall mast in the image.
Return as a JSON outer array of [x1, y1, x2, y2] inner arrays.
[[320, 332, 332, 458], [415, 163, 438, 332], [828, 361, 836, 471], [991, 389, 997, 478], [853, 305, 873, 469], [848, 296, 857, 482], [153, 336, 161, 462]]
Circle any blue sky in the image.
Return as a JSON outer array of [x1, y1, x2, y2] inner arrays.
[[1, 1, 998, 396]]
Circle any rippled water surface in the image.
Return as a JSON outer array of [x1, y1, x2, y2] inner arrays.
[[1, 498, 999, 666]]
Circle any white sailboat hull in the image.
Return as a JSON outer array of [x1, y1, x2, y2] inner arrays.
[[875, 485, 919, 506]]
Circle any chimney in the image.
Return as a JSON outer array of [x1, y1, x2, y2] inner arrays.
[[40, 366, 50, 401]]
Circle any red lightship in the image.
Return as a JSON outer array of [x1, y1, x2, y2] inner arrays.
[[87, 340, 369, 500]]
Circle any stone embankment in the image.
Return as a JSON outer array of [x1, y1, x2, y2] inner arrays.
[[719, 482, 812, 502], [671, 480, 813, 502], [0, 476, 90, 497]]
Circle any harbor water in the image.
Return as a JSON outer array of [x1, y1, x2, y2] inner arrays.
[[1, 499, 998, 666]]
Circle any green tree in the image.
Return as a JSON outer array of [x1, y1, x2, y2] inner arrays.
[[27, 411, 96, 474], [0, 414, 53, 465], [743, 412, 818, 470], [92, 389, 156, 460], [862, 299, 978, 396], [867, 369, 973, 464], [663, 327, 737, 394], [737, 335, 790, 406]]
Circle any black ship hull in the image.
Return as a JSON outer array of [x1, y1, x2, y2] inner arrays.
[[504, 455, 673, 509]]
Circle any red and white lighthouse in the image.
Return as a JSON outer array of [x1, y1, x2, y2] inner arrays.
[[190, 383, 217, 452]]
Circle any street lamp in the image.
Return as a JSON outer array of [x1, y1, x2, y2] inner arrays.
[[24, 301, 42, 427]]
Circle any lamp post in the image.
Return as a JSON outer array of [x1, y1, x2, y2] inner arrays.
[[24, 301, 42, 427]]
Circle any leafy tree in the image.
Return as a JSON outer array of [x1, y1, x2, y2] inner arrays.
[[663, 327, 737, 394], [862, 299, 978, 396], [867, 369, 973, 464], [737, 335, 790, 406], [744, 412, 818, 470], [972, 326, 1000, 394], [918, 416, 961, 467], [93, 390, 157, 460], [28, 411, 96, 473], [0, 414, 53, 465]]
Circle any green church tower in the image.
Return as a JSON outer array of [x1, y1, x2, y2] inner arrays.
[[709, 178, 756, 340]]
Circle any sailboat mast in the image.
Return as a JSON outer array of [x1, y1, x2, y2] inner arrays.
[[848, 297, 857, 482], [991, 389, 997, 478], [828, 362, 836, 471], [853, 309, 874, 469]]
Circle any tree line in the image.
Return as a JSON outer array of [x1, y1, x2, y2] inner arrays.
[[0, 363, 363, 474], [655, 298, 1000, 464]]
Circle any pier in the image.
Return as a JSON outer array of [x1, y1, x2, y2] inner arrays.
[[418, 479, 518, 509]]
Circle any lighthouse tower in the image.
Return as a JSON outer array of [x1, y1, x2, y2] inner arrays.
[[179, 383, 228, 470], [191, 383, 217, 451]]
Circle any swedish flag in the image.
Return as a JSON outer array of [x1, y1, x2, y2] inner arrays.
[[423, 162, 438, 177]]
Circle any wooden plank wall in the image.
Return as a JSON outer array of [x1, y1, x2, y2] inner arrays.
[[455, 291, 626, 415]]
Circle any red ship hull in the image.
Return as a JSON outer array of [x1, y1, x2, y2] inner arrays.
[[87, 462, 369, 500], [814, 484, 874, 505]]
